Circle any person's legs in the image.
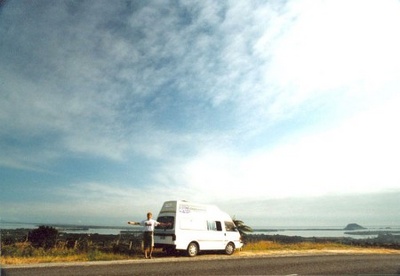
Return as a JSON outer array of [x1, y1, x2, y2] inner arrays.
[[143, 232, 152, 258], [149, 234, 154, 258]]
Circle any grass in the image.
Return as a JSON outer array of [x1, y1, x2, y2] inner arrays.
[[1, 253, 131, 265], [243, 240, 354, 251], [0, 242, 137, 265], [1, 241, 396, 265]]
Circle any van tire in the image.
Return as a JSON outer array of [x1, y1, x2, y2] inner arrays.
[[187, 242, 199, 257], [225, 242, 235, 255]]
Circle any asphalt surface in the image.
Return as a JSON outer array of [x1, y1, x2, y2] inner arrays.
[[2, 254, 400, 275]]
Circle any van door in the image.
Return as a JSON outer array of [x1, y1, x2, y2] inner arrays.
[[224, 221, 240, 250], [205, 220, 225, 250]]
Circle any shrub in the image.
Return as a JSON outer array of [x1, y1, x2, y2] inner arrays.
[[1, 243, 34, 257], [28, 226, 59, 249]]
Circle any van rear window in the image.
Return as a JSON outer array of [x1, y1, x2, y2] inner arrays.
[[156, 216, 174, 230]]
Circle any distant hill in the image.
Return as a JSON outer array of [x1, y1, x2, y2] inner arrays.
[[344, 223, 366, 230]]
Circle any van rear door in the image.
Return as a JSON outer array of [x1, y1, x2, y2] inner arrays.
[[155, 215, 175, 245]]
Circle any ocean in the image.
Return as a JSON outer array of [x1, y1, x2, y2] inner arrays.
[[0, 222, 133, 235], [252, 226, 400, 240], [2, 221, 399, 239]]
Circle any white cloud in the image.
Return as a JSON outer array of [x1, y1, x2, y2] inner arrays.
[[2, 1, 400, 226], [253, 0, 400, 122], [1, 181, 170, 225], [270, 0, 400, 86], [8, 93, 395, 224], [1, 1, 270, 168], [159, 95, 400, 202]]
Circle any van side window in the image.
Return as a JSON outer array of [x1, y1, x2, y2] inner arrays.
[[207, 221, 216, 231], [224, 221, 237, 232], [207, 221, 222, 231]]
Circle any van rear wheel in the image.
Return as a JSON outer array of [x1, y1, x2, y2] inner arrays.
[[187, 242, 199, 257], [225, 242, 235, 255]]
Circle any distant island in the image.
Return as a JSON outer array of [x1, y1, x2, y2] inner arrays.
[[343, 223, 366, 230]]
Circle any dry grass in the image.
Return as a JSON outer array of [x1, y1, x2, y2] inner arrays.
[[240, 241, 400, 256], [2, 241, 399, 265], [1, 252, 134, 265], [0, 242, 137, 265], [243, 240, 353, 251]]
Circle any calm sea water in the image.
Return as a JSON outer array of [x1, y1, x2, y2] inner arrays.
[[253, 225, 400, 239], [0, 222, 131, 235], [2, 222, 399, 239]]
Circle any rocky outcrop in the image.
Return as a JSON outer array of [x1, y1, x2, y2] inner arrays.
[[343, 223, 366, 230]]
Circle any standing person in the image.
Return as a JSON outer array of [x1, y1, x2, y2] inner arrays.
[[128, 212, 165, 259]]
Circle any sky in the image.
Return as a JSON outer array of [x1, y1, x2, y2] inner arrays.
[[1, 0, 400, 228]]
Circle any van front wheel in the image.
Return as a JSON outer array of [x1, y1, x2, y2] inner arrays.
[[187, 242, 199, 257], [225, 242, 235, 255]]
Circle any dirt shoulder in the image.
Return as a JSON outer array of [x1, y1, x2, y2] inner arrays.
[[237, 248, 400, 257]]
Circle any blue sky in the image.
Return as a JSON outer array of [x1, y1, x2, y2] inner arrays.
[[1, 0, 400, 227]]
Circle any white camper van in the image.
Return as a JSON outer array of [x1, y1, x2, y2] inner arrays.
[[154, 200, 243, 257]]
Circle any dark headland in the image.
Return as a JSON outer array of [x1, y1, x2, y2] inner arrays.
[[343, 223, 367, 230]]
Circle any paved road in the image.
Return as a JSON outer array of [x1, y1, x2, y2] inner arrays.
[[2, 254, 400, 275]]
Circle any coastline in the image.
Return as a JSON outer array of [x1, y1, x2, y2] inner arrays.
[[1, 226, 399, 266], [2, 221, 400, 239]]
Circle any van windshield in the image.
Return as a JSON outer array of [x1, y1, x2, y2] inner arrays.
[[224, 221, 238, 232], [156, 216, 174, 230]]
